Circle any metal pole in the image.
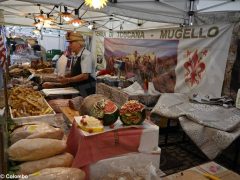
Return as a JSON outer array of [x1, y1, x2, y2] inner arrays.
[[188, 0, 195, 26], [1, 49, 10, 175]]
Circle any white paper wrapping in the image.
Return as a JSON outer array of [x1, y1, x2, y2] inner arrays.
[[90, 152, 161, 180]]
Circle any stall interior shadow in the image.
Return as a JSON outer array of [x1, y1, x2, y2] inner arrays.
[[156, 119, 240, 175]]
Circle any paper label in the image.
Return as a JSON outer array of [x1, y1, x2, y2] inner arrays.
[[31, 171, 41, 176], [25, 125, 38, 133]]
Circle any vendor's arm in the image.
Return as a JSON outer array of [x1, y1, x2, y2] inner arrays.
[[43, 73, 89, 88], [61, 73, 89, 84]]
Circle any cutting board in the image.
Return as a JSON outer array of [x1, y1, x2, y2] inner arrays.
[[169, 170, 209, 180], [60, 107, 79, 124]]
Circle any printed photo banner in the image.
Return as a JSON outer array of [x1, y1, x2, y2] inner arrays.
[[0, 26, 6, 69], [94, 24, 233, 97]]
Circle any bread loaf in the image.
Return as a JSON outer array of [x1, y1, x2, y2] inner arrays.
[[25, 167, 85, 180], [8, 138, 66, 161], [10, 123, 64, 144], [17, 153, 73, 175]]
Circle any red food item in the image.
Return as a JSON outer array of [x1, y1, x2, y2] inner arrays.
[[109, 124, 115, 129], [104, 100, 116, 113], [97, 69, 112, 76], [120, 100, 146, 125], [88, 128, 93, 133], [120, 100, 144, 115]]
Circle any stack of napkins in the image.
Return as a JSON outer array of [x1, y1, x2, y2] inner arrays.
[[42, 87, 79, 96], [123, 82, 160, 96]]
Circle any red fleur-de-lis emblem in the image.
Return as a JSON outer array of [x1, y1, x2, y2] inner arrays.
[[184, 49, 206, 86]]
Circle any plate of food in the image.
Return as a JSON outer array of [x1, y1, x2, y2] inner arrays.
[[74, 115, 151, 136]]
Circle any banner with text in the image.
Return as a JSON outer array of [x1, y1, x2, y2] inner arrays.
[[93, 24, 233, 97]]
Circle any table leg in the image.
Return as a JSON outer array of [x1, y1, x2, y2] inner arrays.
[[164, 119, 171, 146], [234, 137, 240, 170]]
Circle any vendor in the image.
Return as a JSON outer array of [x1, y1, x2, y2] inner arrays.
[[42, 31, 96, 97]]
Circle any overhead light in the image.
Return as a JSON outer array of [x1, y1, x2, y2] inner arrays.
[[36, 10, 45, 21], [85, 0, 108, 9], [88, 24, 93, 30], [33, 20, 43, 30], [62, 13, 72, 22], [61, 6, 72, 22], [71, 9, 83, 27], [44, 14, 53, 26], [71, 19, 85, 27], [36, 14, 44, 22]]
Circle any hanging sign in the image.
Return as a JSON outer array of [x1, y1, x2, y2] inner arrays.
[[93, 24, 233, 97]]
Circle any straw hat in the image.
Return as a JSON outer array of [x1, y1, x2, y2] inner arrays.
[[66, 31, 85, 45]]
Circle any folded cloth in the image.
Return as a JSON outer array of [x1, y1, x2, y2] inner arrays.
[[151, 93, 240, 131], [151, 93, 240, 159], [191, 94, 234, 107], [151, 93, 189, 118], [179, 116, 240, 160], [123, 82, 160, 96], [123, 82, 144, 95], [148, 82, 161, 96], [177, 103, 240, 132]]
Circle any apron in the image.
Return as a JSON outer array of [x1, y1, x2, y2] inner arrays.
[[70, 48, 96, 97]]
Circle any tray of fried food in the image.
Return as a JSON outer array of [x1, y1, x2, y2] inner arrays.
[[9, 87, 55, 119]]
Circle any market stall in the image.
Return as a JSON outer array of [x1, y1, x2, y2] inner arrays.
[[1, 0, 240, 179]]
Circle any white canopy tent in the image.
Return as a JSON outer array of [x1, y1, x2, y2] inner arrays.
[[0, 0, 239, 33], [0, 0, 239, 52]]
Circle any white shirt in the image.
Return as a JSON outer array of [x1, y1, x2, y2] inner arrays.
[[74, 48, 96, 79]]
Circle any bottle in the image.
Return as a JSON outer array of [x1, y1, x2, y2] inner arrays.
[[143, 77, 148, 93]]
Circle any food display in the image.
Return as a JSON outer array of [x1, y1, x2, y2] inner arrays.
[[10, 78, 34, 88], [79, 94, 119, 126], [120, 100, 146, 125], [90, 99, 119, 126], [9, 67, 31, 78], [35, 67, 55, 74], [9, 87, 54, 118], [31, 60, 51, 70], [77, 115, 104, 133]]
